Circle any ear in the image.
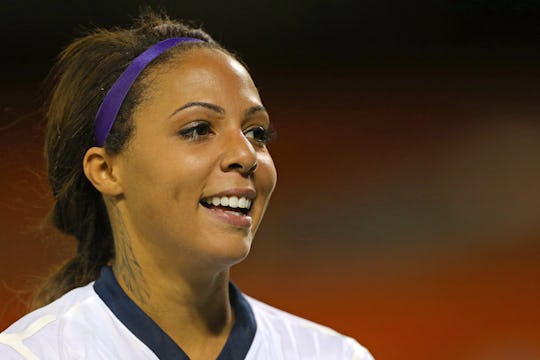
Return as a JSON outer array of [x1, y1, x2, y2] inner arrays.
[[83, 147, 124, 196]]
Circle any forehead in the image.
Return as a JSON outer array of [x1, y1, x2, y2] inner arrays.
[[142, 47, 260, 104]]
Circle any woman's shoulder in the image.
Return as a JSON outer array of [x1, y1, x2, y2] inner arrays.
[[244, 295, 374, 360], [0, 281, 159, 360], [0, 282, 102, 359]]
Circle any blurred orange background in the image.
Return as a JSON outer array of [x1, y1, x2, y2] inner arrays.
[[1, 2, 540, 359]]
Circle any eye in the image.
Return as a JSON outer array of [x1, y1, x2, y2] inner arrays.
[[244, 125, 276, 144], [178, 121, 213, 141]]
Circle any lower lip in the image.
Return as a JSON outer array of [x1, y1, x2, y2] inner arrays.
[[202, 205, 253, 228]]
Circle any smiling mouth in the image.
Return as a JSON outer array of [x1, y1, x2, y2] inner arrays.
[[200, 196, 253, 216]]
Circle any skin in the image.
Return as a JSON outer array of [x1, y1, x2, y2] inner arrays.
[[83, 47, 277, 359]]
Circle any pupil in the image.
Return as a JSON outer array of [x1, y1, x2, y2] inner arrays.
[[255, 128, 265, 141], [197, 124, 209, 134]]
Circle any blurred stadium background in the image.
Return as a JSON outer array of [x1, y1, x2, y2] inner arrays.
[[1, 1, 539, 359]]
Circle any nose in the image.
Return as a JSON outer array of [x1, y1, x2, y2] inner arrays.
[[220, 131, 258, 176]]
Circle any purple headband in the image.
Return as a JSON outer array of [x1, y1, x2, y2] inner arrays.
[[94, 37, 204, 146]]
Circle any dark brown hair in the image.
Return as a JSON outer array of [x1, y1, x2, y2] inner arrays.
[[32, 11, 224, 309]]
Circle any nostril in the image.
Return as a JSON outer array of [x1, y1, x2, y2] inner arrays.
[[226, 161, 257, 174], [227, 163, 243, 171]]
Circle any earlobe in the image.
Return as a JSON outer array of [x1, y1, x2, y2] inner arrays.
[[83, 147, 123, 196]]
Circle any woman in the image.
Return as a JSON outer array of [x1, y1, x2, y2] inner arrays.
[[0, 12, 373, 360]]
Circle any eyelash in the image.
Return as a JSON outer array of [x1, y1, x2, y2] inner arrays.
[[245, 125, 276, 144], [178, 121, 213, 142], [178, 121, 276, 144]]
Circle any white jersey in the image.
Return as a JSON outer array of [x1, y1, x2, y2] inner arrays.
[[0, 267, 373, 359]]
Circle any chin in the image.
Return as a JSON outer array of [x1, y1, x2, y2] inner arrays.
[[199, 233, 253, 270]]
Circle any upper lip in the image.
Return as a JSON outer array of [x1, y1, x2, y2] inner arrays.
[[201, 188, 256, 200]]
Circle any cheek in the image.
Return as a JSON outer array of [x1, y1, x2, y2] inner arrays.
[[122, 149, 194, 203], [165, 152, 215, 201], [257, 152, 277, 197]]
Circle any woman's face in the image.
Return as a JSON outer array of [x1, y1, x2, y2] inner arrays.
[[113, 47, 277, 272]]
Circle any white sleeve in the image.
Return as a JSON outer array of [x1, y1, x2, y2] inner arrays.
[[0, 341, 36, 360], [0, 314, 58, 360], [345, 336, 375, 360], [0, 344, 27, 360]]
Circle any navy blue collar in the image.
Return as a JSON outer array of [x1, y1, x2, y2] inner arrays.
[[94, 267, 256, 359]]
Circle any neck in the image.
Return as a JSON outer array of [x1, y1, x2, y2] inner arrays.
[[114, 259, 233, 329], [113, 254, 234, 359], [108, 202, 235, 359]]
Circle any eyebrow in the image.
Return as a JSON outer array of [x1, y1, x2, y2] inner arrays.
[[169, 101, 268, 119], [244, 105, 268, 118], [169, 101, 225, 117]]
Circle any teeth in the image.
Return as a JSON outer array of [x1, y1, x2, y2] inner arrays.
[[228, 196, 239, 208], [204, 196, 253, 210], [238, 197, 247, 208]]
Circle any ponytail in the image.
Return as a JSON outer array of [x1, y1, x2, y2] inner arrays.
[[31, 169, 114, 309], [32, 10, 217, 309]]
